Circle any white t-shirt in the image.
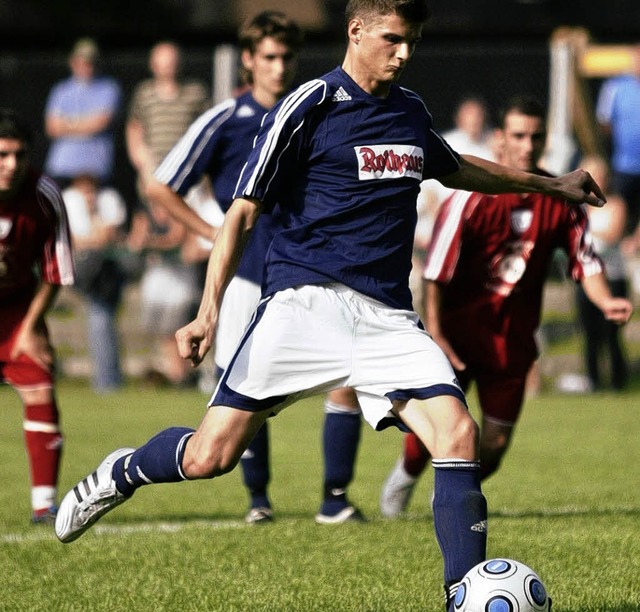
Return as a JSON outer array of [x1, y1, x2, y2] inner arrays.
[[62, 186, 127, 237]]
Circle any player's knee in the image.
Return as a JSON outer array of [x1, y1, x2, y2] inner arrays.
[[435, 412, 479, 459], [17, 385, 55, 406]]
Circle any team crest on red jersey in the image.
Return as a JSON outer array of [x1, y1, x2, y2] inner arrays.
[[355, 144, 424, 180], [0, 218, 13, 239], [510, 209, 533, 234]]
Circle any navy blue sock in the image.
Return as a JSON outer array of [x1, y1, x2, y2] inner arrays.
[[240, 422, 271, 509], [432, 459, 487, 587], [112, 427, 195, 497], [320, 408, 361, 515]]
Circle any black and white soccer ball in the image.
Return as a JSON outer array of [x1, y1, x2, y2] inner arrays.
[[453, 558, 551, 611]]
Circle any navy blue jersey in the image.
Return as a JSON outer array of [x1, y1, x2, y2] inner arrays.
[[235, 67, 460, 310], [155, 91, 277, 284]]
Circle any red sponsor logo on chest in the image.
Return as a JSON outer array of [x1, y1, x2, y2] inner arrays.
[[355, 144, 424, 180]]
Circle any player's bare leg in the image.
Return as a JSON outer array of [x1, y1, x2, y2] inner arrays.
[[394, 395, 487, 611], [55, 405, 268, 543]]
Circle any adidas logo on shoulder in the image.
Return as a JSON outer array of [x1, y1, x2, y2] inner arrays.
[[332, 86, 352, 102]]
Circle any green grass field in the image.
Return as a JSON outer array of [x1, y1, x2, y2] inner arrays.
[[1, 380, 639, 611]]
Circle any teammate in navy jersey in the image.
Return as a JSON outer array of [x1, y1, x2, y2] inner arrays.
[[379, 95, 633, 520], [146, 11, 365, 525], [56, 2, 608, 608], [0, 108, 75, 523]]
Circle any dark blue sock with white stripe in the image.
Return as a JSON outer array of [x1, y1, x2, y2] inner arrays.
[[112, 427, 195, 497], [432, 459, 487, 589], [240, 422, 271, 509], [321, 409, 361, 515]]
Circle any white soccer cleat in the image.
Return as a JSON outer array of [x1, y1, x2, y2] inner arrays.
[[245, 506, 274, 524], [380, 457, 418, 518], [55, 447, 135, 543]]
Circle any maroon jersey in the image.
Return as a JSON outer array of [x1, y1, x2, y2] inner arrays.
[[423, 188, 602, 372], [0, 170, 74, 302]]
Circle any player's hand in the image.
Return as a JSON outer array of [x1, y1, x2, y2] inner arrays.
[[175, 317, 215, 367], [10, 327, 55, 372], [555, 169, 606, 207], [431, 332, 466, 372], [601, 297, 633, 325]]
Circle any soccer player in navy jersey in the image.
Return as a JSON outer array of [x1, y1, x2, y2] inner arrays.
[[379, 95, 633, 519], [0, 108, 75, 523], [146, 11, 365, 525], [56, 2, 608, 608]]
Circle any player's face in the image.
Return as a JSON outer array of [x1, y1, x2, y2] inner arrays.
[[244, 37, 298, 107], [0, 138, 29, 198], [349, 13, 422, 92], [499, 112, 546, 172]]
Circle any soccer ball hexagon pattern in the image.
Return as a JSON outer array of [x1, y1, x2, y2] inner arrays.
[[454, 558, 551, 612]]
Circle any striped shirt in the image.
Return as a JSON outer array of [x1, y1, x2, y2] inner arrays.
[[234, 66, 460, 310], [128, 79, 210, 167]]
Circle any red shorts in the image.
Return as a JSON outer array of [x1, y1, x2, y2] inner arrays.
[[0, 300, 54, 388], [457, 367, 528, 426]]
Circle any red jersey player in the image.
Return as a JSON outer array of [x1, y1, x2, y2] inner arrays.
[[380, 95, 633, 517], [0, 108, 74, 523]]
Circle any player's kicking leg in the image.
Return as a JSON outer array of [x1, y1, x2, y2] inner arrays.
[[55, 405, 268, 543], [394, 395, 487, 612]]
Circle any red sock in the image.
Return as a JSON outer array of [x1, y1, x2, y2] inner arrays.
[[403, 432, 429, 477], [24, 402, 63, 509]]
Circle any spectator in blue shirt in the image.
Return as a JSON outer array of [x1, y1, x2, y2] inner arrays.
[[44, 38, 122, 186], [596, 44, 640, 235]]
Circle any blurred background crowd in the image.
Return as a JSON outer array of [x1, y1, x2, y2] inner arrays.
[[2, 0, 639, 394]]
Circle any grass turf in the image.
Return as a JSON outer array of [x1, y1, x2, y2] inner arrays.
[[1, 380, 639, 611]]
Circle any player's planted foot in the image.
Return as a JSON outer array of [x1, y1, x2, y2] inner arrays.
[[55, 448, 135, 543], [380, 457, 418, 518], [31, 506, 58, 526], [315, 505, 366, 525], [245, 506, 274, 524]]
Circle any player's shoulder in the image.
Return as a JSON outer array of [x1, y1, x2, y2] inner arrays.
[[36, 173, 64, 204], [397, 86, 431, 113], [281, 72, 336, 111], [280, 67, 360, 113]]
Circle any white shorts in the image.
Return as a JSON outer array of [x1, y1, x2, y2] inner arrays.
[[211, 283, 464, 430], [215, 276, 262, 371]]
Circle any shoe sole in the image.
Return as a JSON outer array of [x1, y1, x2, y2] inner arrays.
[[55, 448, 135, 543]]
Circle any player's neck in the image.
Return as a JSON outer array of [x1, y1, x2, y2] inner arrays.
[[251, 87, 282, 110], [341, 58, 391, 99]]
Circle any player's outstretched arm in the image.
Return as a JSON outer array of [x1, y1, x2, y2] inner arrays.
[[581, 273, 633, 325], [175, 196, 261, 366], [440, 155, 606, 207]]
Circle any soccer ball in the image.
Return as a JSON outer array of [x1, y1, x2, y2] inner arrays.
[[453, 558, 551, 611]]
